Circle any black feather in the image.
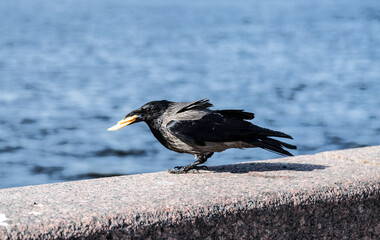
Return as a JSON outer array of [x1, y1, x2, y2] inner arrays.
[[261, 137, 297, 150], [176, 98, 213, 113], [215, 109, 255, 120], [247, 139, 294, 156], [248, 125, 294, 139]]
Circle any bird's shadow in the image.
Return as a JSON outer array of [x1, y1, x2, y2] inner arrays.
[[208, 162, 327, 174]]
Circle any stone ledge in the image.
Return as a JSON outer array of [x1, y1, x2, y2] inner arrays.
[[0, 146, 379, 239]]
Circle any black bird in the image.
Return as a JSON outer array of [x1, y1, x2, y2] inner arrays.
[[108, 99, 296, 173]]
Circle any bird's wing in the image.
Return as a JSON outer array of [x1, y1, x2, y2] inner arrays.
[[176, 98, 213, 114], [166, 111, 296, 156], [166, 112, 253, 146]]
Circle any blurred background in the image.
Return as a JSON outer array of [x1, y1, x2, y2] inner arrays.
[[1, 0, 379, 189]]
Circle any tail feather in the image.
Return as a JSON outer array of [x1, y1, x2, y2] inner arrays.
[[246, 137, 296, 156], [262, 138, 297, 150], [249, 125, 294, 139]]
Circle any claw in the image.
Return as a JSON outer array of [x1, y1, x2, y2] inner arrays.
[[167, 165, 209, 174], [167, 168, 188, 174]]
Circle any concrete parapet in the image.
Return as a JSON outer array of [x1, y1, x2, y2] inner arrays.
[[0, 146, 379, 239]]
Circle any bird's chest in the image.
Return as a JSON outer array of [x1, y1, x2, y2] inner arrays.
[[148, 124, 196, 154]]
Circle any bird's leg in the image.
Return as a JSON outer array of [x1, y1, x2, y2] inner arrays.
[[175, 157, 208, 171], [168, 153, 213, 174]]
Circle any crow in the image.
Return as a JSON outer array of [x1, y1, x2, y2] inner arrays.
[[108, 99, 296, 173]]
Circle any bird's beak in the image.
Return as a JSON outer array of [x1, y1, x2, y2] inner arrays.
[[107, 115, 139, 131]]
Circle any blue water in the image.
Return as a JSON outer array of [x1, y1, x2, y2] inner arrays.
[[1, 0, 380, 189]]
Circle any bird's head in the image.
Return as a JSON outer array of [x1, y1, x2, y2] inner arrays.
[[107, 100, 171, 131]]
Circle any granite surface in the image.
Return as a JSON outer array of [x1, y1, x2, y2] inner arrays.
[[0, 146, 379, 239]]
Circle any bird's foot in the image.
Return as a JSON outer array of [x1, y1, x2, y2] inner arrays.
[[166, 168, 188, 174], [174, 165, 209, 170], [167, 165, 209, 174]]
